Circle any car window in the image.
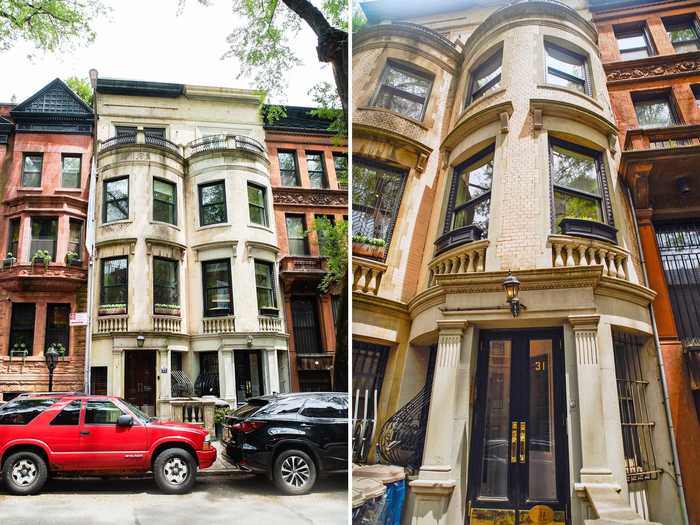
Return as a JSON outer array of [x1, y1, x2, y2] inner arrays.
[[255, 396, 304, 417], [85, 400, 125, 425], [50, 400, 82, 426], [232, 400, 268, 418], [300, 396, 348, 419], [0, 398, 58, 425]]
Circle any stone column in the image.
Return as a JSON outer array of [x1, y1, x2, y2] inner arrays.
[[569, 314, 614, 484], [408, 320, 467, 524], [218, 348, 236, 405], [263, 349, 280, 394], [111, 348, 123, 398], [158, 349, 172, 419]]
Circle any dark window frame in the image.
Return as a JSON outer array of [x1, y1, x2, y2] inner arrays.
[[60, 154, 82, 189], [352, 158, 408, 260], [632, 90, 681, 128], [286, 214, 309, 256], [467, 49, 503, 106], [153, 257, 179, 309], [692, 85, 700, 107], [9, 303, 36, 356], [614, 23, 655, 60], [371, 60, 434, 122], [278, 150, 300, 187], [103, 176, 129, 223], [544, 42, 591, 96], [247, 182, 269, 227], [548, 137, 615, 234], [198, 180, 228, 226], [305, 151, 327, 189], [664, 14, 700, 53], [153, 177, 177, 225], [100, 256, 128, 307], [202, 258, 234, 317], [21, 153, 43, 188], [254, 259, 277, 314], [45, 303, 70, 356], [6, 217, 20, 258], [68, 218, 84, 258], [30, 216, 58, 261], [333, 153, 347, 185]]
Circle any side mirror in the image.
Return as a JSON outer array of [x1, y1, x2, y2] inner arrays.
[[116, 414, 133, 427]]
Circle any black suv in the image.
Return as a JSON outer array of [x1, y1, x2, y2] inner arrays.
[[222, 392, 348, 495]]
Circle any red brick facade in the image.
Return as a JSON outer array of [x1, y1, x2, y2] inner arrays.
[[593, 2, 700, 522], [265, 109, 347, 392]]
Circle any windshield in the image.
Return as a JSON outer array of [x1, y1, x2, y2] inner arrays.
[[120, 400, 153, 424]]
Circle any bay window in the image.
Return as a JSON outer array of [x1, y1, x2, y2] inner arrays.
[[153, 257, 179, 309], [202, 259, 233, 317], [103, 177, 129, 222], [468, 49, 502, 105], [545, 43, 589, 94], [101, 257, 128, 307], [247, 183, 269, 227], [255, 260, 277, 314], [30, 217, 58, 261], [153, 178, 177, 225], [372, 61, 433, 121], [198, 181, 227, 226]]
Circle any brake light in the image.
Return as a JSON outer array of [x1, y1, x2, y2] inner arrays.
[[232, 420, 265, 433]]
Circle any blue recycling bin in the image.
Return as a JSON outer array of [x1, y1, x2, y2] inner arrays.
[[382, 479, 406, 525], [353, 464, 406, 525]]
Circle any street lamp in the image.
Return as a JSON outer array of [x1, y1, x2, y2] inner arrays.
[[44, 347, 59, 392], [503, 271, 526, 317]]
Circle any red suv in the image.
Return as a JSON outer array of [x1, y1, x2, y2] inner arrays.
[[0, 393, 216, 495]]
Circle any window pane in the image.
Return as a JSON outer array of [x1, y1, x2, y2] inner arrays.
[[617, 33, 647, 51], [22, 155, 42, 187], [45, 304, 70, 355], [673, 40, 700, 52], [104, 178, 129, 221], [30, 217, 58, 260], [154, 258, 178, 305], [554, 190, 603, 228], [667, 23, 697, 42], [546, 45, 586, 80], [454, 155, 493, 206], [453, 197, 490, 232], [9, 303, 35, 356], [255, 261, 275, 310], [635, 99, 673, 127], [307, 153, 326, 189], [200, 182, 225, 205], [85, 400, 124, 424], [621, 48, 650, 60], [551, 145, 600, 195], [0, 399, 57, 425], [471, 52, 502, 100], [278, 152, 297, 172], [352, 162, 404, 245], [61, 156, 81, 188], [102, 258, 128, 305], [383, 65, 431, 98], [50, 400, 81, 426], [200, 182, 227, 225], [546, 70, 585, 92], [154, 179, 175, 204], [375, 91, 424, 120], [247, 184, 264, 206], [286, 216, 308, 255]]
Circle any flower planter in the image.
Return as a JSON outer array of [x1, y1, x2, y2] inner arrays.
[[352, 242, 386, 260], [559, 218, 617, 244], [98, 306, 127, 316], [154, 306, 181, 316], [2, 257, 16, 269], [66, 258, 83, 268]]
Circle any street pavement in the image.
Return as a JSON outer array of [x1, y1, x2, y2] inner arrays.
[[0, 472, 349, 525]]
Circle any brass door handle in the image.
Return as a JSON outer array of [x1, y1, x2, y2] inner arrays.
[[519, 421, 526, 463], [510, 421, 518, 463]]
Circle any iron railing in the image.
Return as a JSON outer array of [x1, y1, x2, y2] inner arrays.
[[144, 134, 180, 153], [171, 370, 195, 398], [195, 371, 220, 397], [187, 134, 265, 156], [612, 330, 660, 482], [101, 134, 137, 150]]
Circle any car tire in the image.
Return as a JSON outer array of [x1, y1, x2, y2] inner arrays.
[[153, 448, 197, 495], [273, 449, 317, 495], [2, 451, 48, 495]]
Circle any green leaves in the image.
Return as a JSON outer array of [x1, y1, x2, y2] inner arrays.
[[309, 217, 347, 293], [0, 0, 106, 53], [64, 76, 92, 104]]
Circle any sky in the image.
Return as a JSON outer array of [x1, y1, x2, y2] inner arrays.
[[0, 0, 333, 106]]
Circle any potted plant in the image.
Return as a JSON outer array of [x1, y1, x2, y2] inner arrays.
[[31, 250, 52, 270], [2, 252, 16, 269], [352, 234, 386, 259], [154, 303, 181, 316], [47, 342, 66, 360], [10, 342, 29, 358], [65, 251, 82, 267], [214, 406, 230, 441], [98, 303, 127, 315]]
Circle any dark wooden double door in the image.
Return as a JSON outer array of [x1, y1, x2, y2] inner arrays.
[[468, 330, 568, 525], [125, 351, 156, 416]]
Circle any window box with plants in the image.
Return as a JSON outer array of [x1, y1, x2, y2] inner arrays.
[[352, 234, 386, 259], [559, 217, 617, 244], [46, 342, 67, 360], [9, 343, 29, 359], [65, 251, 82, 267], [2, 252, 16, 269], [98, 303, 127, 316], [31, 250, 52, 271], [154, 304, 181, 316]]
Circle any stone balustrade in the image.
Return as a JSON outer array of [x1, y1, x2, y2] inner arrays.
[[153, 315, 182, 333], [428, 240, 489, 286], [549, 234, 629, 280], [170, 397, 216, 435], [258, 315, 284, 333], [96, 315, 128, 334], [201, 315, 236, 334], [352, 257, 388, 295]]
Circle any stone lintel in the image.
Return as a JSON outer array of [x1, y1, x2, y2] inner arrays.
[[568, 314, 600, 331], [436, 319, 468, 335]]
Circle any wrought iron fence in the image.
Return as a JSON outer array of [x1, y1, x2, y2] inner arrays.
[[171, 370, 195, 398], [100, 134, 137, 150], [187, 134, 265, 156], [145, 134, 180, 153]]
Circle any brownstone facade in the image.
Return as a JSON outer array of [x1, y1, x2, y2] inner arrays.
[[592, 1, 700, 522], [265, 107, 347, 392], [0, 79, 93, 400]]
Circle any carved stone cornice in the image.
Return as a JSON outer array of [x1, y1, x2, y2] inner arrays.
[[271, 187, 347, 207], [605, 52, 700, 84]]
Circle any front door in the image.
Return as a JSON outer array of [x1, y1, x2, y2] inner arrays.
[[124, 351, 156, 416], [468, 330, 568, 525], [235, 350, 264, 402]]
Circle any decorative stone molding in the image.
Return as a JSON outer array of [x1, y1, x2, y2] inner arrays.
[[271, 187, 347, 207], [191, 240, 237, 262], [145, 238, 186, 260], [530, 99, 618, 137], [436, 319, 467, 368], [549, 235, 629, 281], [569, 314, 600, 366], [352, 257, 388, 296], [428, 240, 488, 286], [95, 238, 137, 258], [605, 52, 700, 84], [246, 240, 279, 260], [442, 101, 514, 150]]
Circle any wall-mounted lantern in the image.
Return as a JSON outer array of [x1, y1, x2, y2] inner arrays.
[[136, 334, 145, 348], [503, 271, 526, 317]]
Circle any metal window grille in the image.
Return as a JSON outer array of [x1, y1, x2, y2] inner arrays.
[[656, 221, 700, 345], [612, 330, 660, 482]]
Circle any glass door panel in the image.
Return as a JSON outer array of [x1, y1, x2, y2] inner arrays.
[[527, 339, 557, 501], [478, 340, 512, 499]]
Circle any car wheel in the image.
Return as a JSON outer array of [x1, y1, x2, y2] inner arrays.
[[2, 451, 48, 495], [273, 449, 317, 495], [153, 448, 197, 495]]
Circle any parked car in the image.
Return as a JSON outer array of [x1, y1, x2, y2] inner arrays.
[[223, 392, 348, 495], [0, 393, 216, 495]]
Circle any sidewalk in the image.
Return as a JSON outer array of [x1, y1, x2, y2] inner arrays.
[[199, 440, 248, 477]]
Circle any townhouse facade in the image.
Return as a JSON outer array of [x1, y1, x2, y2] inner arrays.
[[90, 78, 289, 418], [264, 106, 348, 392], [0, 79, 93, 400], [352, 1, 685, 524], [590, 1, 700, 522]]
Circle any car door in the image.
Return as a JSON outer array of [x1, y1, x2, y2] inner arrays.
[[43, 399, 84, 471], [299, 394, 348, 472], [80, 399, 149, 471]]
